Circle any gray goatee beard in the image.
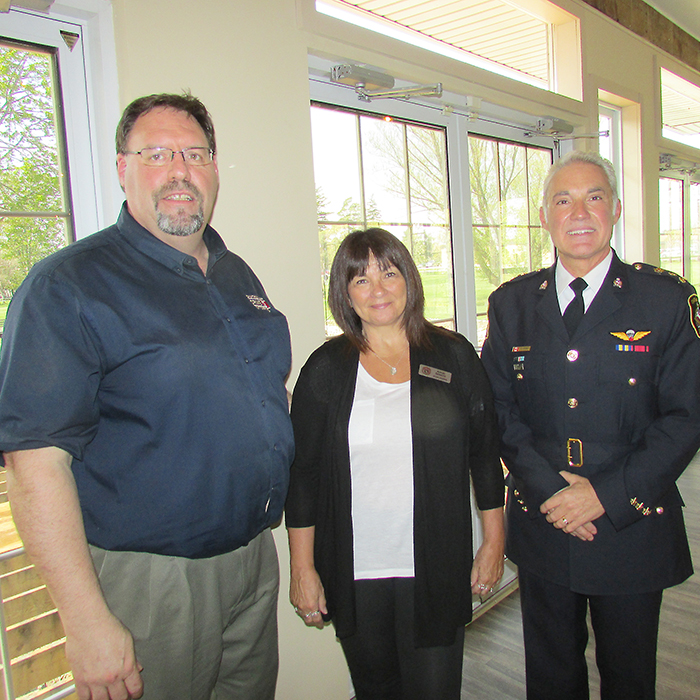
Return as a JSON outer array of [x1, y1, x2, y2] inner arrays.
[[154, 181, 205, 237]]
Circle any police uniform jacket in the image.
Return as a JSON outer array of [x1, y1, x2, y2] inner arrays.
[[480, 252, 700, 595]]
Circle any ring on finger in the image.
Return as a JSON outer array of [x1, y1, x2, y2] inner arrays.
[[304, 610, 320, 618], [561, 517, 569, 526]]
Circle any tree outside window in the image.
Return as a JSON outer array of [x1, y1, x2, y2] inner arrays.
[[0, 40, 73, 334], [469, 135, 552, 345]]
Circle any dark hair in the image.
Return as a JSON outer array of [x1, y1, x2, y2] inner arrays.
[[115, 92, 216, 154], [328, 228, 433, 351]]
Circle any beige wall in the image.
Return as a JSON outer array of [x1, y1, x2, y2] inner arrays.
[[109, 1, 700, 697]]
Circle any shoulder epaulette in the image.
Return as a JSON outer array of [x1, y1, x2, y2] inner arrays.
[[497, 267, 547, 290], [631, 261, 690, 286]]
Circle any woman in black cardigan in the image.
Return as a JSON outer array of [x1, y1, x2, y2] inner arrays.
[[286, 229, 505, 700]]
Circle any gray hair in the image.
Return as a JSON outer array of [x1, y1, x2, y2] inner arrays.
[[541, 151, 619, 216]]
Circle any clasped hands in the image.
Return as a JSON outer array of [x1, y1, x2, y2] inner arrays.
[[540, 471, 605, 542]]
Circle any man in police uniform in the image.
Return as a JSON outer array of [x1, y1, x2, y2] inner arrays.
[[480, 151, 700, 700]]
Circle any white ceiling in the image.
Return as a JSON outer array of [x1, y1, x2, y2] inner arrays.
[[644, 0, 700, 43]]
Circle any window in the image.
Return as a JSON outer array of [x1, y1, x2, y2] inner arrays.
[[316, 0, 582, 99], [468, 135, 552, 345], [0, 39, 73, 298], [0, 5, 116, 337], [659, 174, 700, 287], [598, 102, 625, 254], [311, 103, 455, 335], [660, 68, 700, 150]]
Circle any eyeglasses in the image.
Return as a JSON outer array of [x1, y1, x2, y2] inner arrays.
[[124, 147, 214, 167]]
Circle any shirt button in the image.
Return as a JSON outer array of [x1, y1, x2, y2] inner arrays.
[[567, 398, 579, 408], [656, 506, 664, 515], [261, 400, 266, 407], [566, 349, 579, 362], [225, 317, 231, 323], [628, 377, 637, 386], [245, 358, 249, 363]]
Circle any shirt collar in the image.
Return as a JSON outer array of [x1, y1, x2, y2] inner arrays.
[[116, 203, 227, 277], [555, 248, 614, 311]]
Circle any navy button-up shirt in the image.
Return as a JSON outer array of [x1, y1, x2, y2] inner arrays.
[[0, 205, 294, 558]]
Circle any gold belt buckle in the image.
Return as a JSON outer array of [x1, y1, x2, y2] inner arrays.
[[567, 438, 583, 467]]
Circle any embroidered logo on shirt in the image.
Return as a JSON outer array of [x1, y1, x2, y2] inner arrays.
[[246, 295, 271, 312], [418, 365, 452, 383]]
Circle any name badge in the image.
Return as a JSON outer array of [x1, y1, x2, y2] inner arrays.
[[418, 364, 452, 383]]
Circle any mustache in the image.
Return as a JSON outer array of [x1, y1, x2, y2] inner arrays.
[[153, 180, 203, 203]]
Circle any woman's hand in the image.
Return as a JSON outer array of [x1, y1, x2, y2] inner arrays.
[[290, 566, 328, 629], [470, 507, 505, 597], [288, 526, 328, 629]]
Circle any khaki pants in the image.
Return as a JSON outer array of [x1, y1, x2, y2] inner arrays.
[[90, 529, 280, 700]]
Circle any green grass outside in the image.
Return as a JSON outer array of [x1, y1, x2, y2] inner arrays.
[[420, 268, 496, 322]]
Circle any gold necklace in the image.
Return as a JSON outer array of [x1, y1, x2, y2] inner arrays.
[[369, 345, 408, 376]]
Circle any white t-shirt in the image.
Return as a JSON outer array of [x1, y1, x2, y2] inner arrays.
[[348, 361, 414, 580]]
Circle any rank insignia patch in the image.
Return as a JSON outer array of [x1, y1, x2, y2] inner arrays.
[[689, 294, 700, 339], [610, 330, 651, 342], [246, 295, 271, 311]]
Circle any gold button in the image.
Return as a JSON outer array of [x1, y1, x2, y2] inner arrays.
[[656, 507, 664, 515], [567, 398, 579, 408], [628, 377, 637, 386], [567, 350, 579, 362]]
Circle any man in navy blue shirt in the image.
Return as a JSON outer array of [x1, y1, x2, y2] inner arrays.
[[0, 94, 294, 700]]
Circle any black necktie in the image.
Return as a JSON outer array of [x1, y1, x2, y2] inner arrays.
[[563, 277, 588, 338]]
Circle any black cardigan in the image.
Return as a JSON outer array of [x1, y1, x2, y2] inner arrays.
[[285, 329, 504, 647]]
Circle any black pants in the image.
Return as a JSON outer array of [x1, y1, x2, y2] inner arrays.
[[518, 569, 663, 700], [338, 577, 465, 700]]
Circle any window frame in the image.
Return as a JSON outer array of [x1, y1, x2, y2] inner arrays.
[[2, 3, 121, 238], [659, 170, 700, 286]]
